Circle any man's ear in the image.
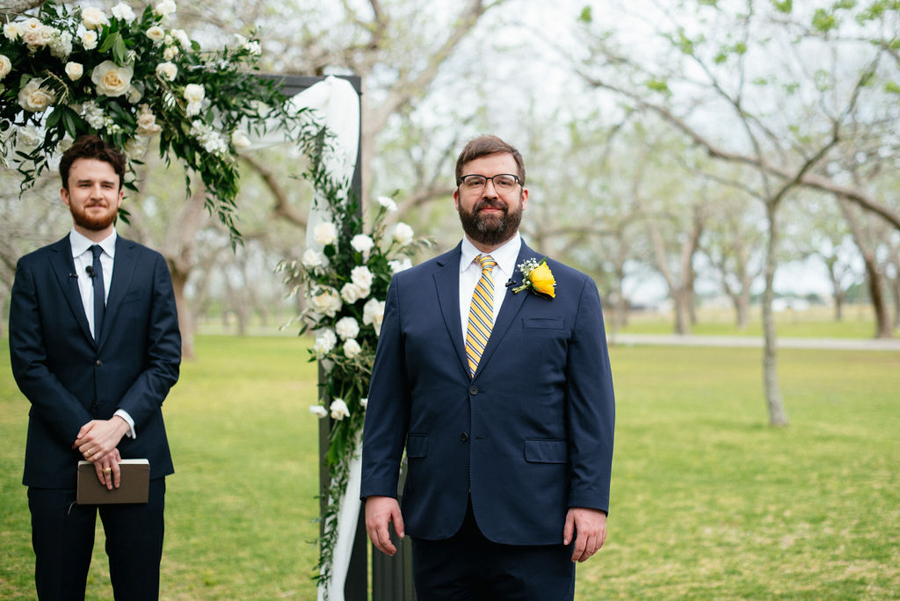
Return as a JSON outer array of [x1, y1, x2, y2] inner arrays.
[[453, 188, 460, 211], [61, 187, 71, 207]]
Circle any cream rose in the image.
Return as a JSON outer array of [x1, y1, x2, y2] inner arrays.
[[65, 62, 84, 81], [155, 61, 178, 81], [81, 31, 98, 50], [335, 316, 360, 341], [343, 339, 362, 359], [231, 130, 251, 149], [393, 222, 415, 246], [309, 405, 328, 419], [329, 399, 350, 421], [183, 83, 205, 105], [351, 234, 374, 254], [154, 0, 177, 17], [0, 55, 11, 81], [111, 3, 137, 23], [136, 105, 162, 135], [3, 22, 18, 42], [91, 61, 133, 97], [145, 26, 166, 45], [17, 79, 55, 113], [313, 222, 338, 246], [363, 298, 386, 336], [163, 45, 179, 61], [81, 7, 109, 30]]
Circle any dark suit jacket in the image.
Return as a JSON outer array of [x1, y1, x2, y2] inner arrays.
[[361, 241, 615, 545], [9, 235, 181, 489]]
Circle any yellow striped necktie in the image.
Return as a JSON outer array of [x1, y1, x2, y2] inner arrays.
[[466, 254, 497, 377]]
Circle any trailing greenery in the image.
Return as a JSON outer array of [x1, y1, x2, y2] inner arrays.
[[1, 336, 898, 599]]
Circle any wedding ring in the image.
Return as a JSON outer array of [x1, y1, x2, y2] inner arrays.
[[86, 449, 93, 457], [103, 467, 112, 474]]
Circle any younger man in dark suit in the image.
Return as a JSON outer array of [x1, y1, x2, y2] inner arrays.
[[9, 135, 181, 600]]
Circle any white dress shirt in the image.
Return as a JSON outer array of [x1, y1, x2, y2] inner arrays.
[[458, 235, 522, 342], [69, 229, 136, 439]]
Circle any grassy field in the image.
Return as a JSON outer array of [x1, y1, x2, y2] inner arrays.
[[1, 335, 898, 600]]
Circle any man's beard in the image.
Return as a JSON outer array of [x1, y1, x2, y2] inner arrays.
[[458, 196, 523, 247], [69, 201, 118, 231]]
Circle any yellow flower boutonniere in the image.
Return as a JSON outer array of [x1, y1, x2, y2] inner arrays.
[[512, 258, 556, 299]]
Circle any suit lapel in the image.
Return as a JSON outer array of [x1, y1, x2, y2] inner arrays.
[[432, 244, 469, 378], [48, 237, 95, 344], [98, 237, 137, 349], [474, 243, 542, 378]]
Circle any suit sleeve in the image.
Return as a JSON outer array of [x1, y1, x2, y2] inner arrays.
[[360, 276, 411, 500], [8, 258, 93, 444], [565, 276, 616, 513], [115, 252, 181, 429]]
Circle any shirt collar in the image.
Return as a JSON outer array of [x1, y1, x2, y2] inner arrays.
[[70, 228, 117, 259], [460, 235, 521, 277]]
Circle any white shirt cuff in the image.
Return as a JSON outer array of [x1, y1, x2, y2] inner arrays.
[[114, 409, 136, 439]]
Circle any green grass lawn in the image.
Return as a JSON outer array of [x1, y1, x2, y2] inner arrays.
[[1, 336, 898, 600]]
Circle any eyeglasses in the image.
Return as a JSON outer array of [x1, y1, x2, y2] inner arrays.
[[458, 174, 521, 194]]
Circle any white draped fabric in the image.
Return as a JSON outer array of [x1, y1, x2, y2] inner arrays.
[[247, 75, 362, 601]]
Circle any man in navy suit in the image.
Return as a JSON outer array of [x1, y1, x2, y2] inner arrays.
[[361, 135, 615, 599], [8, 135, 181, 601]]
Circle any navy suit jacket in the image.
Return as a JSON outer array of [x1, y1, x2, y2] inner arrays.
[[9, 235, 181, 489], [360, 241, 615, 545]]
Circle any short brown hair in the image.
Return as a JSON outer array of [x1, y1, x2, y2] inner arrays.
[[455, 135, 526, 186], [59, 135, 126, 190]]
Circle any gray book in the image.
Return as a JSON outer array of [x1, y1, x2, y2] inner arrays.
[[76, 459, 150, 505]]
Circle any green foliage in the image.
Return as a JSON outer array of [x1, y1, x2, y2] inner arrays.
[[771, 0, 793, 13], [578, 5, 593, 24], [645, 78, 671, 94], [812, 8, 839, 31]]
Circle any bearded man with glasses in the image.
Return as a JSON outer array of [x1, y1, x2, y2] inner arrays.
[[362, 135, 616, 600]]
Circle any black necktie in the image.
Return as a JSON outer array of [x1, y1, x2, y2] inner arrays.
[[91, 245, 105, 342]]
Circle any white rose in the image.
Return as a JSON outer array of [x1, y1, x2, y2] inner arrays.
[[311, 328, 337, 357], [17, 124, 42, 149], [124, 135, 150, 159], [0, 55, 11, 81], [17, 79, 55, 113], [393, 222, 415, 246], [136, 105, 162, 135], [376, 196, 398, 212], [81, 31, 98, 50], [350, 265, 373, 289], [64, 62, 83, 81], [360, 398, 368, 410], [81, 7, 109, 30], [343, 339, 362, 359], [340, 282, 368, 305], [183, 82, 204, 104], [329, 399, 350, 421], [163, 45, 179, 61], [363, 298, 386, 336], [20, 27, 47, 49], [155, 0, 177, 17], [171, 29, 191, 49], [302, 248, 326, 268], [231, 130, 251, 149], [91, 61, 133, 97], [307, 287, 342, 318], [388, 257, 413, 274], [155, 61, 178, 81], [351, 235, 375, 255], [309, 405, 328, 419], [111, 3, 137, 23], [146, 26, 166, 45], [3, 23, 18, 42], [313, 222, 338, 246], [335, 316, 360, 341]]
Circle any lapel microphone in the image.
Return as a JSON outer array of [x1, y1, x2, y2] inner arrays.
[[85, 265, 96, 278]]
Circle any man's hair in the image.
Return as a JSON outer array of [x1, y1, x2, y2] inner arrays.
[[455, 135, 526, 185], [59, 135, 126, 190]]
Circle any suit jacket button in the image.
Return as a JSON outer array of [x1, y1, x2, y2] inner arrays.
[[469, 385, 478, 395], [460, 432, 469, 442], [95, 360, 102, 366]]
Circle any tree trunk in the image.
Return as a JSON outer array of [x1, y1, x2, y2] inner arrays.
[[673, 288, 692, 336], [762, 202, 788, 427], [862, 255, 892, 339], [170, 267, 196, 360]]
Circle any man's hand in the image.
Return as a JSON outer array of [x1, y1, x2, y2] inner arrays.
[[73, 416, 130, 463], [93, 448, 122, 490], [365, 496, 405, 556], [563, 507, 607, 563]]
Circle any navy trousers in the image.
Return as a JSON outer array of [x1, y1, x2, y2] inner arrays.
[[28, 478, 166, 601], [411, 500, 576, 601]]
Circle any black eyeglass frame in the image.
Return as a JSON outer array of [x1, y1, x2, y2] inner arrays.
[[457, 173, 522, 189]]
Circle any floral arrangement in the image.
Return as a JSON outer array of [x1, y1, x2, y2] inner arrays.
[[0, 1, 313, 237], [512, 257, 556, 298], [277, 193, 431, 593]]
